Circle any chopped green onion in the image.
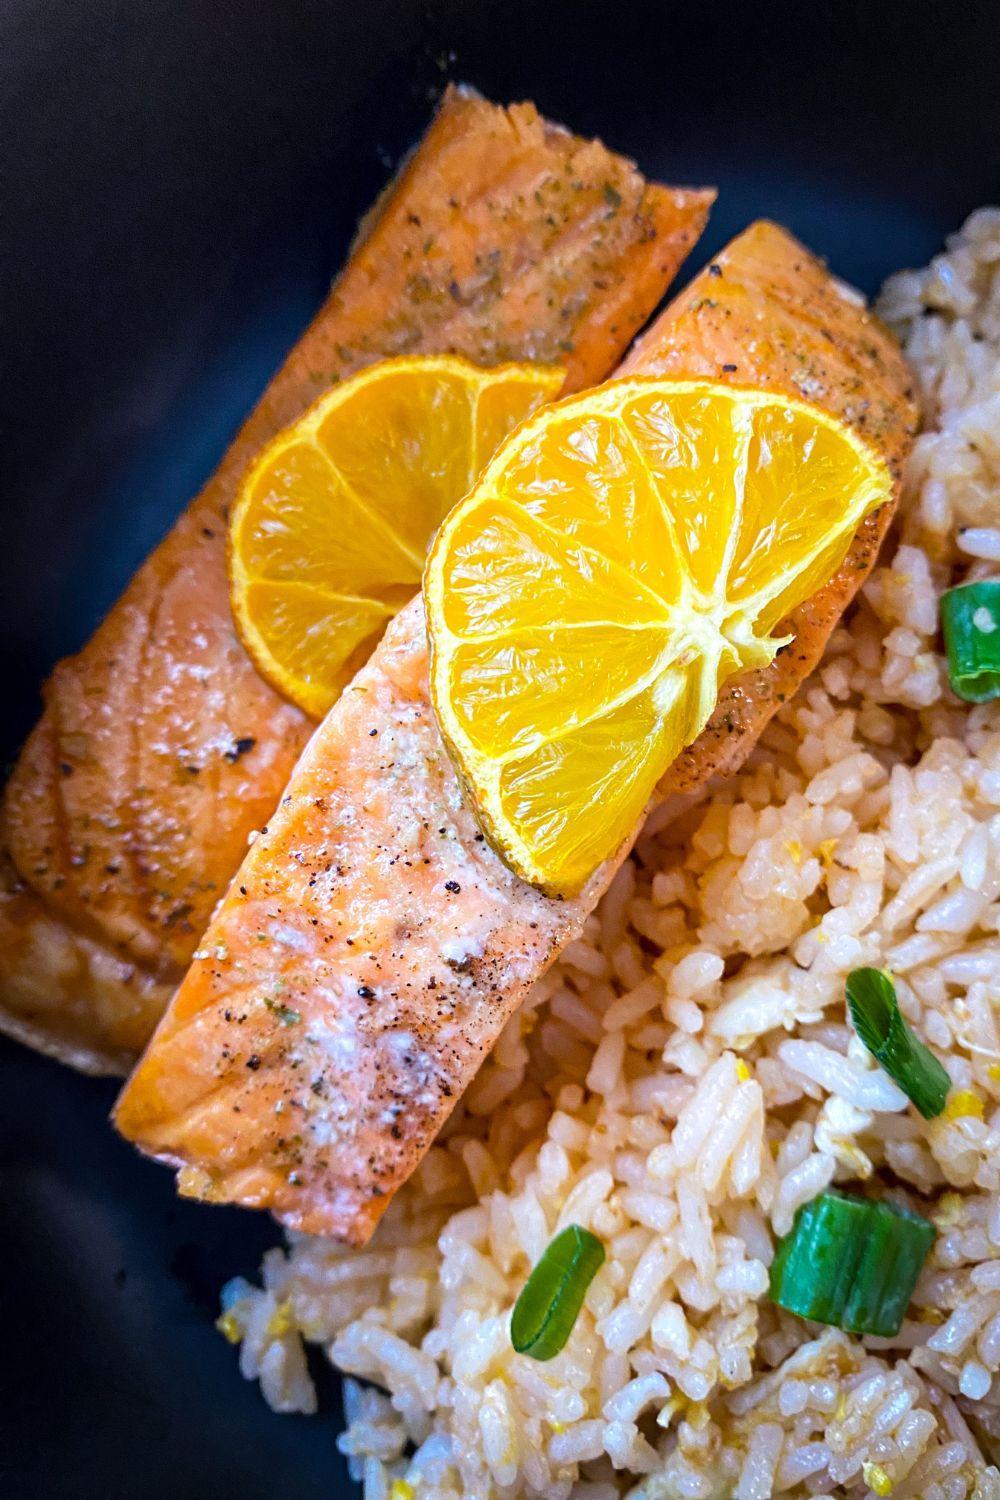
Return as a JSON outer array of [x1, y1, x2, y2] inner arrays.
[[510, 1224, 605, 1360], [846, 967, 951, 1118], [769, 1190, 935, 1337], [941, 581, 1000, 703]]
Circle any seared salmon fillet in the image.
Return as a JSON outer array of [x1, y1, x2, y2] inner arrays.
[[115, 221, 917, 1243], [0, 87, 713, 1073]]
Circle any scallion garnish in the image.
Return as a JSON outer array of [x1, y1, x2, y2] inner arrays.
[[510, 1224, 605, 1360], [846, 967, 951, 1118], [941, 580, 1000, 703], [769, 1190, 935, 1337]]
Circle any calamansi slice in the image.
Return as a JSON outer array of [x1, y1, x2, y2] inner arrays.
[[425, 378, 893, 894], [229, 356, 564, 717]]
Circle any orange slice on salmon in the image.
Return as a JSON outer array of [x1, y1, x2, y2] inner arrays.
[[425, 378, 893, 894], [229, 355, 564, 718]]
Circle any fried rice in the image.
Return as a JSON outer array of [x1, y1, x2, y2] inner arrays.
[[221, 209, 1000, 1499]]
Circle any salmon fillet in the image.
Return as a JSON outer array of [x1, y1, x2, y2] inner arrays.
[[0, 87, 713, 1073], [115, 221, 917, 1243]]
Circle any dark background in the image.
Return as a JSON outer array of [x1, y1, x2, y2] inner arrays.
[[2, 0, 998, 1494]]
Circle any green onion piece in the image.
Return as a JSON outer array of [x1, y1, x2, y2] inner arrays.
[[846, 967, 951, 1118], [769, 1190, 935, 1337], [510, 1224, 605, 1360], [941, 581, 1000, 703]]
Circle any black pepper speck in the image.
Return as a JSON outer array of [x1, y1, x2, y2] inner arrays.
[[224, 737, 256, 763]]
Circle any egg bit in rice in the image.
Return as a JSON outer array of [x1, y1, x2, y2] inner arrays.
[[221, 212, 1000, 1498]]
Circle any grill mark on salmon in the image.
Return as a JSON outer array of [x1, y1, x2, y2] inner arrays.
[[0, 87, 713, 1072], [114, 221, 917, 1242]]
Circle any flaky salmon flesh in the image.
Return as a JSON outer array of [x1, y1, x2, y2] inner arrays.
[[115, 220, 917, 1245], [0, 87, 713, 1073]]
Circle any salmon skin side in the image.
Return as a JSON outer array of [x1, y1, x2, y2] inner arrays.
[[0, 87, 713, 1074], [115, 221, 917, 1244]]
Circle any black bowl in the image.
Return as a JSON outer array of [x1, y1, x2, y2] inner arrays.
[[3, 1, 999, 1494]]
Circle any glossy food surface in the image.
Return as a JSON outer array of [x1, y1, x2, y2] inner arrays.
[[229, 355, 564, 717], [427, 378, 892, 892], [4, 1, 998, 1492], [0, 85, 711, 1072], [114, 223, 913, 1248]]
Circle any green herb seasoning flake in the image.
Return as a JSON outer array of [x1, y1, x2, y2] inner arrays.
[[846, 967, 951, 1118], [264, 997, 302, 1026], [510, 1224, 605, 1361]]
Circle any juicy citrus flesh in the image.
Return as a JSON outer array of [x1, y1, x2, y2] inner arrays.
[[229, 356, 565, 717], [426, 378, 893, 894]]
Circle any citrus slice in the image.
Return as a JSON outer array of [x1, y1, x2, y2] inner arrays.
[[425, 378, 893, 894], [229, 356, 564, 717]]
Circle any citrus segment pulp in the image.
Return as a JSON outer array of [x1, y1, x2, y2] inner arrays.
[[228, 356, 564, 718], [426, 378, 893, 893]]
